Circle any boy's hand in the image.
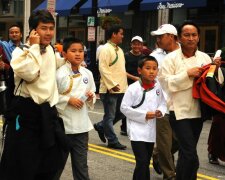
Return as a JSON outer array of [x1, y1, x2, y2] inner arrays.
[[155, 110, 162, 118], [146, 112, 156, 120], [69, 97, 84, 110], [29, 29, 40, 45], [86, 91, 94, 101]]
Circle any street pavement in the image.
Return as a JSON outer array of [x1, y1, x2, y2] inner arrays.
[[1, 100, 225, 180]]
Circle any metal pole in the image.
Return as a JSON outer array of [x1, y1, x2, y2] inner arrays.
[[23, 0, 31, 42], [90, 0, 98, 81]]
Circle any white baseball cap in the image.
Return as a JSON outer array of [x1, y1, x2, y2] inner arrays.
[[131, 36, 143, 43], [151, 24, 177, 36]]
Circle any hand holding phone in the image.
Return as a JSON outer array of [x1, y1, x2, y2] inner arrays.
[[29, 29, 40, 45]]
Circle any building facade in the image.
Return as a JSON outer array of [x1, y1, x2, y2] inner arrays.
[[0, 0, 225, 56]]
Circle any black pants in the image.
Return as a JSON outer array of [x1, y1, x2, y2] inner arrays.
[[131, 141, 154, 180], [169, 112, 203, 180], [0, 97, 65, 180]]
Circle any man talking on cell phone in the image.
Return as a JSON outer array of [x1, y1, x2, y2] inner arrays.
[[0, 10, 66, 180]]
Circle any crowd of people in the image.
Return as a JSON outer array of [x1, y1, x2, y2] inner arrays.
[[0, 9, 224, 180]]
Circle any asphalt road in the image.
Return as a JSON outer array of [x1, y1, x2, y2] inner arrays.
[[61, 100, 225, 180], [1, 100, 225, 180]]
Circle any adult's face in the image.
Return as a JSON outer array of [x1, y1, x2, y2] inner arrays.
[[179, 25, 199, 51], [113, 29, 124, 45], [156, 33, 172, 51], [131, 40, 143, 54], [8, 26, 22, 43], [36, 22, 55, 46]]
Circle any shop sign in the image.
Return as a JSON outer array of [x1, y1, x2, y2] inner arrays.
[[87, 16, 95, 26], [157, 2, 184, 10], [88, 27, 96, 42], [97, 8, 112, 14]]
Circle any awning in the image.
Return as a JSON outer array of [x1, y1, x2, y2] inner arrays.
[[34, 0, 80, 16], [140, 0, 207, 11], [79, 0, 133, 15]]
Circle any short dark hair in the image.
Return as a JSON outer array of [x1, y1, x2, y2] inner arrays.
[[106, 24, 124, 40], [63, 37, 84, 52], [138, 55, 158, 68], [178, 21, 200, 37], [29, 10, 55, 30]]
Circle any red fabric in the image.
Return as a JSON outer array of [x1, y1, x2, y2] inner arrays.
[[142, 81, 155, 90], [0, 45, 10, 70], [192, 64, 225, 114]]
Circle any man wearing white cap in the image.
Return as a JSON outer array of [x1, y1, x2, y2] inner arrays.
[[119, 36, 145, 136], [150, 24, 180, 180]]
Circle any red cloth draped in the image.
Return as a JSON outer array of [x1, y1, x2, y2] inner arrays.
[[192, 64, 225, 114]]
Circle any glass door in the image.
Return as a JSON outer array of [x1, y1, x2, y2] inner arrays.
[[199, 26, 219, 57]]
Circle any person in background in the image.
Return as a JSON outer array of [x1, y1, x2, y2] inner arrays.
[[141, 41, 152, 56], [56, 37, 96, 180], [0, 10, 66, 180], [93, 24, 128, 150], [150, 24, 180, 179], [120, 35, 145, 136], [158, 21, 220, 180], [96, 40, 105, 62], [207, 47, 225, 165], [0, 24, 23, 62], [120, 56, 166, 180]]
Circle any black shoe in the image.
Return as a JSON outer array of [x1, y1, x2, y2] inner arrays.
[[120, 130, 127, 136], [153, 158, 162, 174], [208, 153, 219, 165], [94, 124, 106, 143], [108, 142, 127, 150]]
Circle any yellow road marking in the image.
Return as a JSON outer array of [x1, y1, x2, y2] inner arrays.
[[89, 143, 135, 159], [88, 144, 219, 180]]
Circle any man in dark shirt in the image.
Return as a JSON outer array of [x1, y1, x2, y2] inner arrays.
[[120, 36, 144, 135]]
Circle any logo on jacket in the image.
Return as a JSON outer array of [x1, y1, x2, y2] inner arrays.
[[156, 89, 160, 96], [83, 77, 88, 84]]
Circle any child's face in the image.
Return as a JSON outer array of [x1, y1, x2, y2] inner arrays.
[[35, 22, 55, 46], [138, 60, 158, 82], [63, 43, 84, 67]]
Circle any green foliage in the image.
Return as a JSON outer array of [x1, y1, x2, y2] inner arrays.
[[99, 16, 122, 30]]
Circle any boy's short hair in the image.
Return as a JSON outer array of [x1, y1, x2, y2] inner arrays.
[[29, 10, 55, 30], [138, 55, 158, 68], [63, 37, 84, 52]]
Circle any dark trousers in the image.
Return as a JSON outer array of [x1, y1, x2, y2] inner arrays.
[[131, 141, 154, 180], [169, 112, 203, 180], [97, 93, 125, 144], [153, 114, 179, 179], [56, 132, 90, 180], [0, 97, 65, 180]]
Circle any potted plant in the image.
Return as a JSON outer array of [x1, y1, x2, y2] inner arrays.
[[99, 16, 122, 30]]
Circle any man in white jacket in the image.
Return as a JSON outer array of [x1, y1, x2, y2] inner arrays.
[[158, 21, 220, 180]]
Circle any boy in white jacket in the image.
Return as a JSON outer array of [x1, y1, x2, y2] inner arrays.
[[120, 56, 166, 180], [56, 37, 96, 180]]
